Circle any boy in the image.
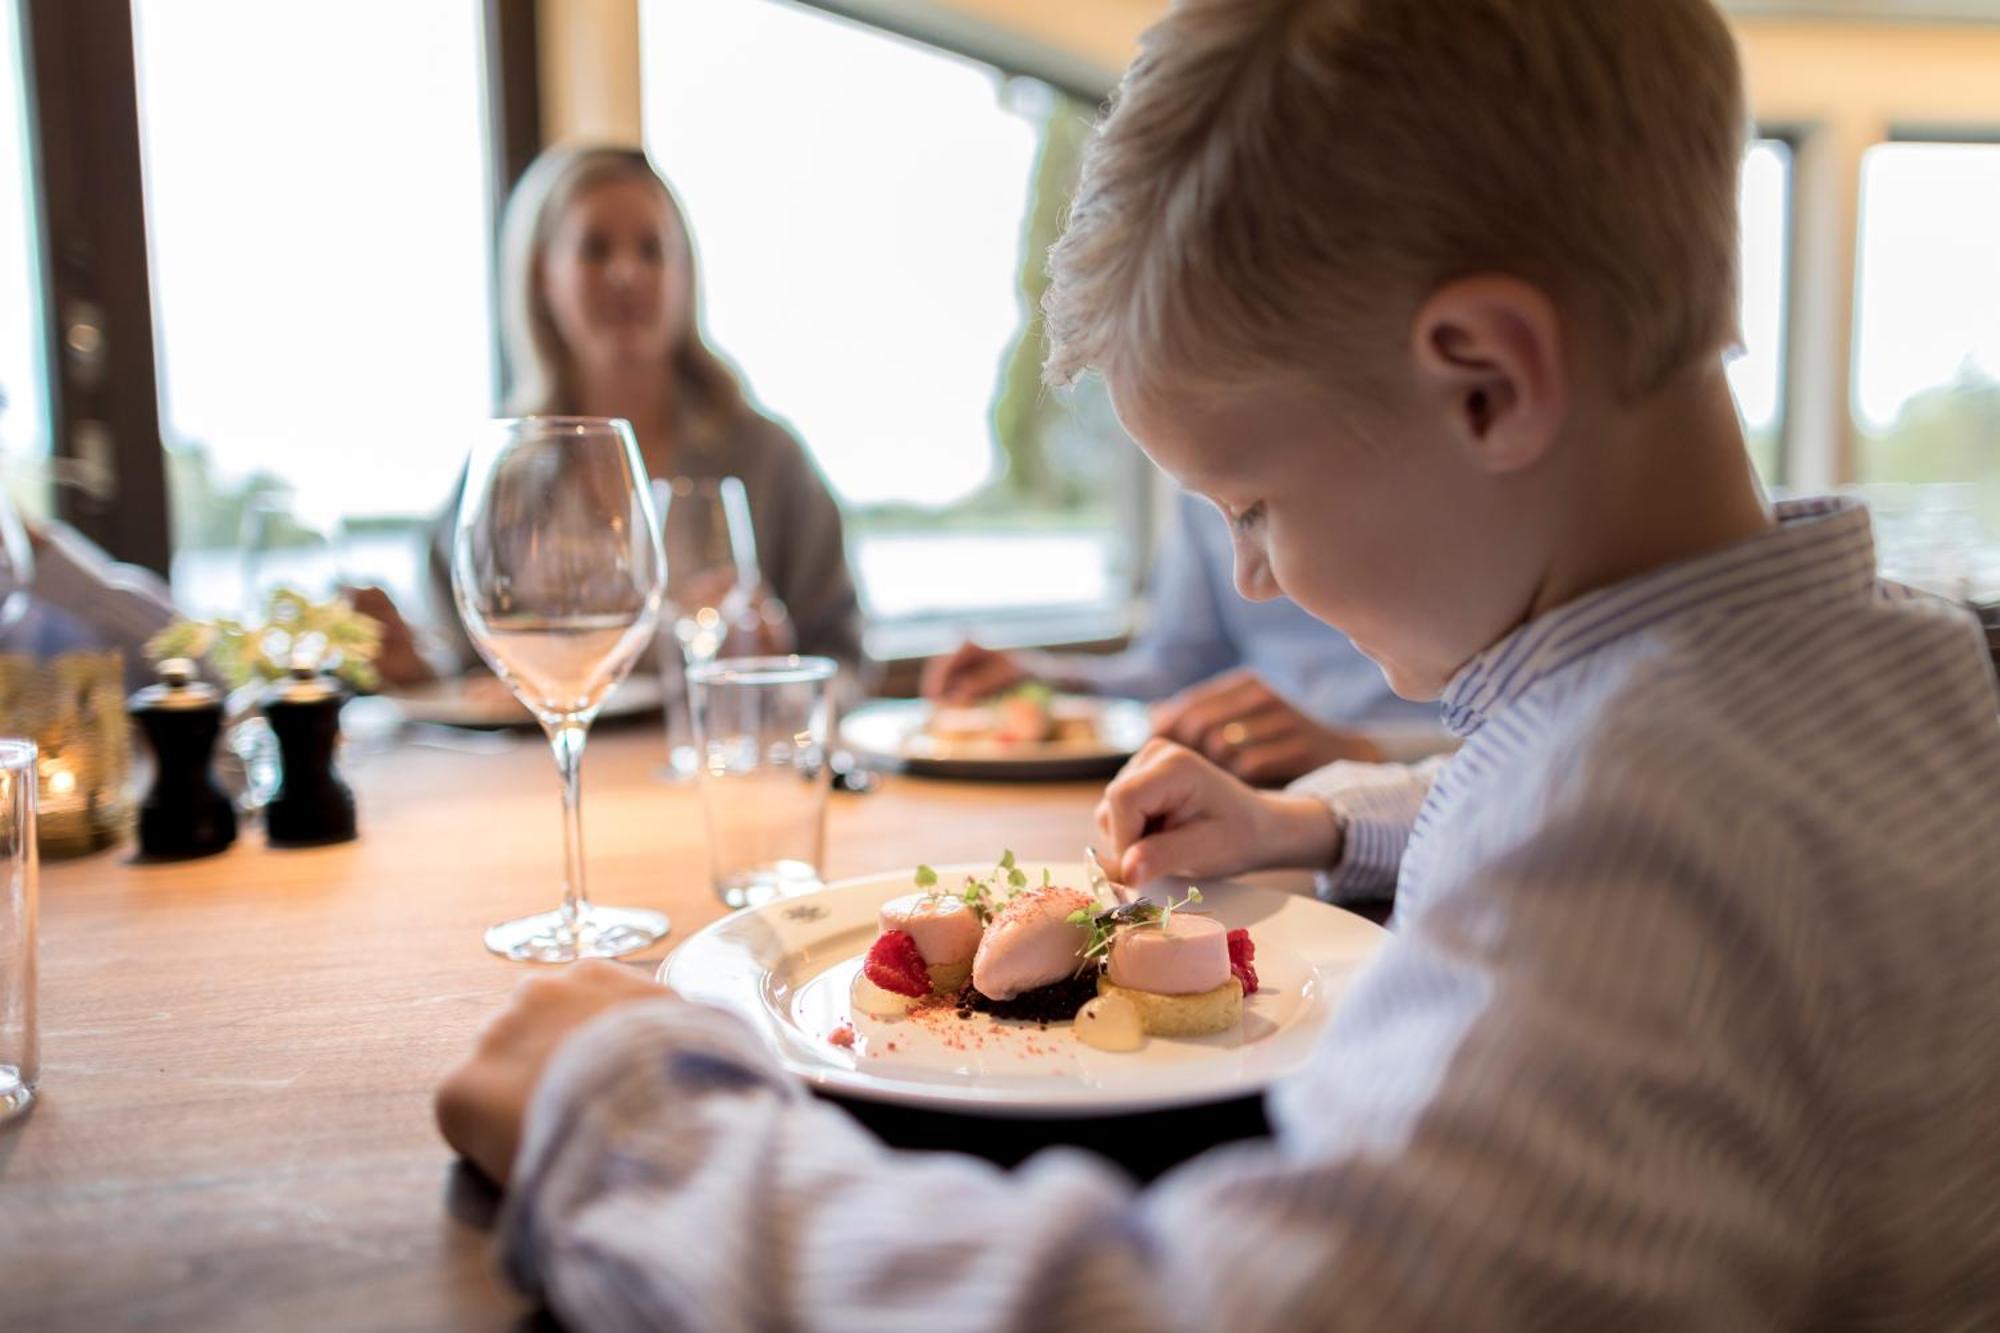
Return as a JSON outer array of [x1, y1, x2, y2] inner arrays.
[[437, 1, 2000, 1327]]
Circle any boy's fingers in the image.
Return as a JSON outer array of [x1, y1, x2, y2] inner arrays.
[[1098, 741, 1199, 859], [1122, 821, 1225, 885]]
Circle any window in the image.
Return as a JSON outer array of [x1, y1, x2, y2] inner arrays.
[[1732, 138, 1792, 483], [0, 2, 47, 520], [640, 0, 1140, 643], [133, 0, 500, 617], [1852, 142, 2000, 555]]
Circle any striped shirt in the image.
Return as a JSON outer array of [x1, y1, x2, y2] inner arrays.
[[500, 496, 2000, 1331]]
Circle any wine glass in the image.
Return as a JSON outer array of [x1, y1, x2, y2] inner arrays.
[[652, 476, 760, 778], [453, 417, 669, 962]]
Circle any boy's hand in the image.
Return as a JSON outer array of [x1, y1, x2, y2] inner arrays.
[[436, 960, 672, 1187], [920, 641, 1027, 704], [1096, 739, 1341, 885], [1152, 669, 1384, 786]]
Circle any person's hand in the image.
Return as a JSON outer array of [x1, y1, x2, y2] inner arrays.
[[344, 585, 437, 690], [436, 960, 672, 1186], [1095, 738, 1341, 886], [1151, 668, 1385, 786], [920, 641, 1027, 704]]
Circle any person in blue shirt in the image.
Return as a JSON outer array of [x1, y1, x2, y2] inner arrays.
[[922, 491, 1446, 783]]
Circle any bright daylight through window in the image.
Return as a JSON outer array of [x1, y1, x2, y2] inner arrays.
[[1731, 139, 1790, 483], [1853, 141, 2000, 591], [133, 0, 496, 618], [641, 0, 1141, 638]]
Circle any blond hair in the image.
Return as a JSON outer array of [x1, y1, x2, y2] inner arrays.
[[498, 144, 745, 420], [1044, 0, 1748, 401]]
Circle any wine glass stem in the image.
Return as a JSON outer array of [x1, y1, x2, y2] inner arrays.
[[549, 719, 591, 932]]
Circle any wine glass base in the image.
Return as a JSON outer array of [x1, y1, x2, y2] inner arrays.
[[485, 905, 671, 963]]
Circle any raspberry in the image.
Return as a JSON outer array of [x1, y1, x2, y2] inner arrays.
[[864, 930, 930, 997], [1226, 928, 1259, 995]]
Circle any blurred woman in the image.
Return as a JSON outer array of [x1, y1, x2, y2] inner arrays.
[[371, 144, 863, 686]]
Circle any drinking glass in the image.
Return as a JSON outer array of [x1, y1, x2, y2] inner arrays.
[[652, 476, 760, 779], [453, 417, 669, 961], [0, 738, 37, 1120], [688, 656, 835, 908]]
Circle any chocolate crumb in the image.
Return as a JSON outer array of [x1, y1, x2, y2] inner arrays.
[[955, 968, 1101, 1024]]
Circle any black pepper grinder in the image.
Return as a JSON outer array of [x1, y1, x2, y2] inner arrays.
[[129, 657, 238, 859], [262, 660, 356, 847]]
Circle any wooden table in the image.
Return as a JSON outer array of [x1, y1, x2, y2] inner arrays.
[[0, 725, 1114, 1331]]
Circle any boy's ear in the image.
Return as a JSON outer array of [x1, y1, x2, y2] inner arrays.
[[1409, 276, 1567, 474]]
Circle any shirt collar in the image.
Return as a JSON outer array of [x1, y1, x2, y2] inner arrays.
[[1439, 496, 1878, 738]]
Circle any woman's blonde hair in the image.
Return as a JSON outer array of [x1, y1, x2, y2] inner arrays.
[[498, 144, 746, 420], [1044, 0, 1747, 403]]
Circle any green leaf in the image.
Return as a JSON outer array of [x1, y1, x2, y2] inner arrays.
[[914, 864, 938, 889], [1007, 867, 1027, 889], [998, 849, 1016, 870], [1042, 867, 1053, 888]]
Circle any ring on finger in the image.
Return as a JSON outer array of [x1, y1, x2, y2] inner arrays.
[[1219, 721, 1251, 751]]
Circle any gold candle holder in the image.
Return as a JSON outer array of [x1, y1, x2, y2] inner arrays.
[[0, 649, 132, 858]]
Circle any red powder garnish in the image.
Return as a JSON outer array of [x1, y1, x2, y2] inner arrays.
[[828, 1023, 856, 1048], [863, 930, 930, 997], [1226, 929, 1259, 995]]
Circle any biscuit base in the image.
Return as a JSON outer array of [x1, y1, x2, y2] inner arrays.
[[1096, 975, 1242, 1037]]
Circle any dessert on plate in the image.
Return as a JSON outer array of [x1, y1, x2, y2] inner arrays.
[[847, 854, 1260, 1050], [924, 685, 1101, 748]]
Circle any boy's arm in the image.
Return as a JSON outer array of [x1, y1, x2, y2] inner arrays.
[[493, 787, 1829, 1332], [1286, 754, 1450, 905]]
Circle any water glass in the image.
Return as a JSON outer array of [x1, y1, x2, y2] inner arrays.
[[688, 656, 835, 908], [1, 739, 38, 1121]]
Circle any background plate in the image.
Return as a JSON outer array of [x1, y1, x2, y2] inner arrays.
[[839, 697, 1152, 780]]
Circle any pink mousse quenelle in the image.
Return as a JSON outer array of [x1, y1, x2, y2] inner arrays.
[[970, 887, 1094, 1001]]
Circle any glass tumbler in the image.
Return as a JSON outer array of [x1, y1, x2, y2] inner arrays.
[[0, 739, 38, 1120], [688, 656, 836, 908]]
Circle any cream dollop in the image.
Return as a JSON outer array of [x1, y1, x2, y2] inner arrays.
[[1074, 994, 1145, 1052]]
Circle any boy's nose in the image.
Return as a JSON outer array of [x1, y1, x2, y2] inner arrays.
[[1232, 549, 1280, 603]]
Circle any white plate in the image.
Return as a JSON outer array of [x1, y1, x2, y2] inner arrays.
[[385, 673, 663, 729], [839, 697, 1153, 780], [660, 862, 1388, 1117]]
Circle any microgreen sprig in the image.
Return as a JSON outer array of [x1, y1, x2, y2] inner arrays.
[[918, 849, 1036, 924], [1066, 886, 1205, 962]]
